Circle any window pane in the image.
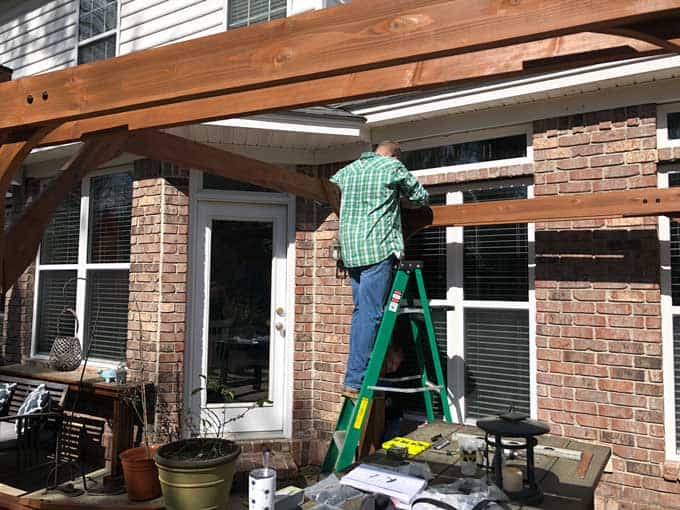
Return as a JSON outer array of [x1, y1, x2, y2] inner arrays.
[[78, 35, 116, 64], [668, 112, 680, 140], [228, 0, 286, 29], [463, 185, 528, 301], [207, 220, 272, 403], [465, 308, 530, 419], [405, 194, 447, 299], [85, 270, 129, 361], [203, 173, 275, 193], [40, 189, 81, 265], [79, 0, 117, 41], [88, 172, 132, 263], [36, 271, 78, 354], [401, 134, 526, 171]]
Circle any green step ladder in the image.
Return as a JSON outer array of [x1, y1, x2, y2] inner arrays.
[[322, 260, 453, 473]]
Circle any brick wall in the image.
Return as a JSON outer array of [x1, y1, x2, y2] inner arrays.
[[127, 160, 189, 438], [294, 162, 353, 465], [531, 107, 679, 509]]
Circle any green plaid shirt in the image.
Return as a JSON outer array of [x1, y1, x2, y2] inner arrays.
[[330, 152, 429, 268]]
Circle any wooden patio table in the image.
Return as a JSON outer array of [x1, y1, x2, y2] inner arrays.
[[0, 364, 145, 480], [312, 421, 611, 510]]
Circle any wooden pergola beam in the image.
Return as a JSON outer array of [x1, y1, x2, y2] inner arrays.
[[124, 130, 341, 212], [34, 33, 671, 147], [2, 129, 128, 292], [403, 188, 680, 237], [1, 0, 679, 135]]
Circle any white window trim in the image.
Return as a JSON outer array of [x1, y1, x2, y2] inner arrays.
[[659, 164, 680, 461], [657, 102, 680, 149], [424, 176, 535, 424], [74, 0, 120, 65], [400, 124, 533, 177], [31, 167, 133, 368]]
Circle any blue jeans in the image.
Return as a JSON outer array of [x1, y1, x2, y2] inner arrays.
[[344, 256, 395, 390]]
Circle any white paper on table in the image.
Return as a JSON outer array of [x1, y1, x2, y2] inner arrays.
[[340, 464, 427, 506]]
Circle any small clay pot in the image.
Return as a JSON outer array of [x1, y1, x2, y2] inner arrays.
[[120, 445, 162, 501]]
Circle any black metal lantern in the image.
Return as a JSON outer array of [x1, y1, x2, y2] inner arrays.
[[476, 411, 550, 505]]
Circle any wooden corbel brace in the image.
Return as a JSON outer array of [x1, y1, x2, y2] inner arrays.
[[320, 178, 341, 216], [2, 128, 129, 292]]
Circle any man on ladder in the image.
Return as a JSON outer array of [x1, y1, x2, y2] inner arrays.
[[330, 141, 429, 398], [325, 142, 453, 473]]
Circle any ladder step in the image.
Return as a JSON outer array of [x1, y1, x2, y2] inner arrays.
[[368, 381, 442, 394]]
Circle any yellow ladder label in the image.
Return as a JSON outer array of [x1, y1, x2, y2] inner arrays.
[[353, 397, 369, 429]]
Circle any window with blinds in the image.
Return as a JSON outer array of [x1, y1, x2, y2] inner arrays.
[[78, 0, 118, 65], [402, 179, 531, 421], [228, 0, 286, 29], [463, 183, 529, 419], [34, 170, 132, 362]]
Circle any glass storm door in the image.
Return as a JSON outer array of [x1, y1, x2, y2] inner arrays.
[[194, 202, 289, 436]]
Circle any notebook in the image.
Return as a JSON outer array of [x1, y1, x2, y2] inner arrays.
[[340, 464, 427, 507]]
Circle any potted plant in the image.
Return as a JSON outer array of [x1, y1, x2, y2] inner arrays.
[[154, 377, 268, 510], [119, 378, 163, 501]]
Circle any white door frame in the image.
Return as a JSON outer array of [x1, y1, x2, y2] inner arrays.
[[186, 172, 296, 440]]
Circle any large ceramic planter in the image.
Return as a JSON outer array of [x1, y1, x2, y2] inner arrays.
[[120, 445, 162, 501], [154, 438, 241, 510]]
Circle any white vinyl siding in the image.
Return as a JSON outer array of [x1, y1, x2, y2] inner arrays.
[[0, 0, 77, 78], [119, 0, 223, 53]]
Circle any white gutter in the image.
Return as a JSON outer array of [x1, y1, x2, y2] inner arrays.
[[354, 55, 680, 126]]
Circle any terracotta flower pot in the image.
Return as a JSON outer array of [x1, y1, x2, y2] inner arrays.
[[120, 445, 162, 501], [154, 438, 241, 510]]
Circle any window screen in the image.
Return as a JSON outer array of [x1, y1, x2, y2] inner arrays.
[[228, 0, 287, 29], [401, 134, 526, 171]]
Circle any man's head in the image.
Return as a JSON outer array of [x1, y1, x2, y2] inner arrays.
[[375, 141, 402, 160]]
